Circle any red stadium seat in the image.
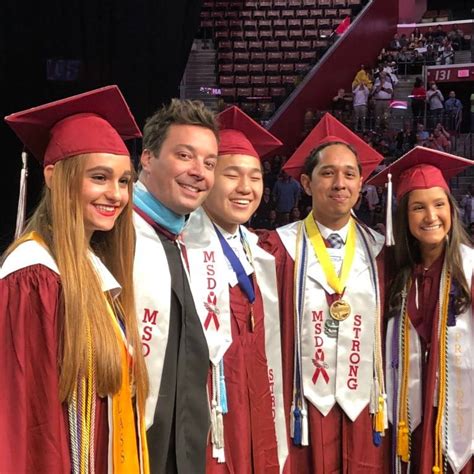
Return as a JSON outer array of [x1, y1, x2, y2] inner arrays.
[[274, 0, 287, 8], [248, 40, 263, 51], [264, 40, 280, 51], [267, 51, 284, 62], [270, 87, 286, 97], [313, 39, 328, 49], [317, 18, 331, 27], [259, 30, 273, 40], [235, 75, 250, 85], [339, 8, 351, 16], [326, 9, 338, 18], [234, 63, 249, 74], [296, 9, 309, 18], [234, 52, 250, 62], [282, 75, 298, 85], [200, 20, 214, 28], [303, 18, 316, 27], [303, 0, 316, 6], [230, 29, 244, 40], [251, 75, 266, 85], [300, 50, 317, 61], [304, 29, 318, 39], [267, 75, 282, 85], [245, 30, 259, 41], [218, 52, 234, 63], [265, 64, 280, 75], [267, 10, 280, 20], [296, 40, 312, 50], [274, 29, 288, 40], [253, 10, 266, 20], [319, 28, 332, 38], [281, 10, 295, 19], [215, 30, 230, 40], [211, 11, 224, 19], [259, 19, 272, 29], [260, 0, 273, 8], [233, 41, 247, 51], [288, 0, 302, 6], [289, 29, 304, 40], [281, 40, 296, 50], [220, 87, 236, 100], [219, 75, 234, 86], [318, 0, 331, 6], [237, 87, 252, 98], [229, 19, 242, 29], [253, 87, 270, 97], [249, 63, 264, 74], [280, 63, 295, 73], [288, 18, 302, 28], [333, 0, 346, 6], [310, 9, 324, 18], [284, 51, 300, 62], [273, 18, 287, 28], [244, 20, 257, 30], [240, 10, 253, 20], [217, 40, 232, 50], [219, 63, 233, 74], [295, 62, 311, 73], [250, 51, 266, 62]]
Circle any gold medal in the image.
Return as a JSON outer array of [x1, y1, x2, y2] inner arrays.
[[329, 299, 351, 321]]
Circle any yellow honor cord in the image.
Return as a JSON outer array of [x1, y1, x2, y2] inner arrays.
[[398, 304, 411, 463], [304, 213, 356, 294]]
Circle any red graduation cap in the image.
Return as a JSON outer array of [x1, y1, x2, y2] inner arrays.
[[217, 105, 282, 159], [367, 146, 473, 200], [282, 113, 384, 180], [5, 85, 141, 166]]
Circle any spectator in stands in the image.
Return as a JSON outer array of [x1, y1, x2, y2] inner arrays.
[[352, 64, 373, 90], [471, 91, 474, 132], [397, 47, 411, 75], [444, 90, 463, 130], [434, 123, 452, 150], [390, 33, 402, 50], [332, 88, 348, 121], [355, 183, 379, 226], [424, 44, 437, 65], [409, 49, 424, 74], [289, 207, 301, 223], [302, 108, 316, 138], [396, 123, 416, 155], [352, 82, 370, 132], [461, 184, 474, 227], [427, 127, 451, 153], [410, 77, 426, 124], [399, 33, 408, 48], [262, 159, 278, 191], [438, 41, 454, 65], [272, 170, 301, 226], [426, 81, 444, 128], [371, 71, 393, 130], [266, 209, 278, 230], [433, 24, 447, 43], [447, 25, 463, 50], [252, 186, 274, 229], [415, 122, 429, 146]]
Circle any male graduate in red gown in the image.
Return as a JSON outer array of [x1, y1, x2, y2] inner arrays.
[[259, 113, 390, 473], [183, 106, 289, 473]]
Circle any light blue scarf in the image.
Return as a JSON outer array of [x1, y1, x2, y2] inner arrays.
[[133, 181, 185, 235]]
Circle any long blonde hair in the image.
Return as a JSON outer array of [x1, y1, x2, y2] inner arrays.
[[6, 154, 148, 410]]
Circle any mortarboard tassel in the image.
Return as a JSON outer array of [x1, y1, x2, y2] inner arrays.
[[219, 360, 228, 414], [292, 405, 302, 446], [301, 407, 309, 446], [385, 173, 395, 246], [14, 151, 28, 239]]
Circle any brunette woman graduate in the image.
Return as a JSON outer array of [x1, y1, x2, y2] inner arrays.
[[369, 146, 473, 474], [0, 86, 149, 473]]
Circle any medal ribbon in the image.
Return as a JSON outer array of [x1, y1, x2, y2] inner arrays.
[[204, 292, 220, 330], [304, 213, 356, 294], [312, 348, 330, 384]]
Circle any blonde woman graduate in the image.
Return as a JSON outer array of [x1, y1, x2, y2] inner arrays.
[[369, 146, 473, 474], [0, 86, 149, 473]]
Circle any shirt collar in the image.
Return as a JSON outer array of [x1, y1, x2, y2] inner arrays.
[[316, 219, 350, 243]]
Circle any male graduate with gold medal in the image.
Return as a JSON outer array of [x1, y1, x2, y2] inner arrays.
[[259, 114, 390, 474]]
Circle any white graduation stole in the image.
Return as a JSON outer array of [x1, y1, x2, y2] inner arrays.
[[133, 211, 172, 429], [278, 221, 384, 421]]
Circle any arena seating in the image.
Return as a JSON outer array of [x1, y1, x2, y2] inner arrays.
[[200, 0, 364, 119]]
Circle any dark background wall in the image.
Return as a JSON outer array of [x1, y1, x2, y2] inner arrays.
[[0, 0, 203, 251]]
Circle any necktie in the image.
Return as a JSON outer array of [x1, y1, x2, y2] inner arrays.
[[327, 233, 344, 249]]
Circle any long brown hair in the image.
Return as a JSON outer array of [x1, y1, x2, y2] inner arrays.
[[5, 154, 148, 410], [389, 190, 471, 316]]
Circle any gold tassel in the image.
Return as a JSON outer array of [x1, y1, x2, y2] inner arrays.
[[397, 421, 410, 462], [375, 396, 385, 433]]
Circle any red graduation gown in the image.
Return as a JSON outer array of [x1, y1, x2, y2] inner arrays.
[[258, 230, 389, 474], [405, 256, 473, 474], [0, 265, 109, 473], [206, 281, 280, 474]]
